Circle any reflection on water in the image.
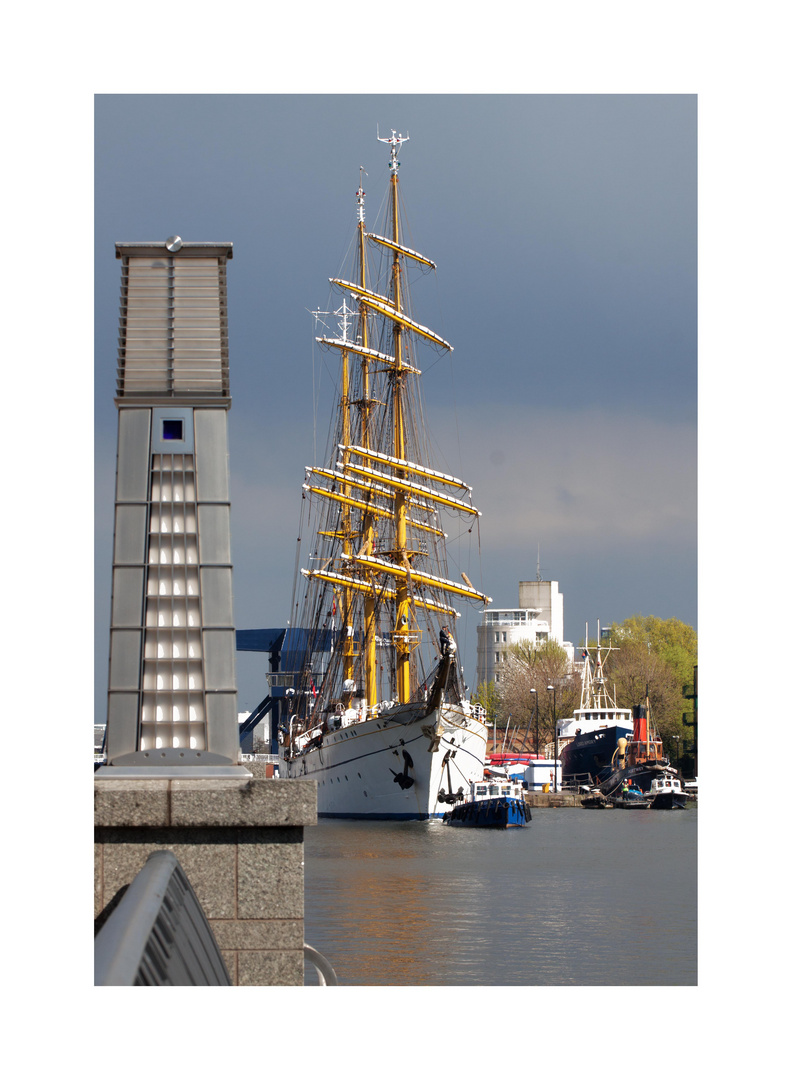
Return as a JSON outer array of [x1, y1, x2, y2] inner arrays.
[[303, 807, 697, 986]]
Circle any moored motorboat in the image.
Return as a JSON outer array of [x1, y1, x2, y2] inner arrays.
[[610, 785, 651, 809], [581, 790, 612, 808], [581, 783, 649, 809], [443, 778, 531, 828], [648, 772, 691, 810]]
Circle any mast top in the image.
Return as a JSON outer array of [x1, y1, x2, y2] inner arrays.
[[356, 166, 366, 224], [377, 127, 409, 174]]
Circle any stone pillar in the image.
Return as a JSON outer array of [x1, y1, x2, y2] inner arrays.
[[104, 240, 243, 773], [94, 776, 317, 986]]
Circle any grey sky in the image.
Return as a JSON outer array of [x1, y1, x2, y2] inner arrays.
[[94, 94, 696, 717]]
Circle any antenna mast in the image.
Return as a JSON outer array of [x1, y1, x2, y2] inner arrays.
[[377, 126, 409, 175]]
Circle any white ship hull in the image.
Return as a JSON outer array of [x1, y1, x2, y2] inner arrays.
[[280, 702, 487, 819]]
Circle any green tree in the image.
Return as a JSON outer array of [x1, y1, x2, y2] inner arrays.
[[607, 615, 697, 762], [610, 615, 697, 687]]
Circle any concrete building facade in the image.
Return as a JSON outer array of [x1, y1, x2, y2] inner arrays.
[[476, 579, 574, 690]]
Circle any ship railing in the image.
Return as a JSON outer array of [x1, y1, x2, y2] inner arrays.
[[563, 773, 598, 791], [95, 849, 338, 986]]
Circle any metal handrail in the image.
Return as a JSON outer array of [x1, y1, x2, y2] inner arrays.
[[96, 849, 339, 986], [304, 944, 338, 985], [94, 851, 231, 985]]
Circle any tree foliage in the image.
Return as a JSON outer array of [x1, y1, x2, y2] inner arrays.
[[609, 615, 697, 687], [606, 615, 697, 755]]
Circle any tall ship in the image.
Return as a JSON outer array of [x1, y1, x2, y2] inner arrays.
[[559, 624, 633, 785], [278, 131, 491, 818]]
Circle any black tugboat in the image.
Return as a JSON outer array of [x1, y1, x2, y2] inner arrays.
[[579, 691, 690, 808], [596, 697, 672, 797], [559, 624, 633, 787]]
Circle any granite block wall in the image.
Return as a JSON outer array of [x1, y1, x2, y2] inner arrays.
[[94, 777, 317, 986]]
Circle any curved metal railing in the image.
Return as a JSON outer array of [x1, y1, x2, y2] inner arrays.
[[96, 849, 339, 986], [304, 943, 338, 985]]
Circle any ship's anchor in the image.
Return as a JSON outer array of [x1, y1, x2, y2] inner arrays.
[[437, 749, 464, 803], [390, 748, 415, 789]]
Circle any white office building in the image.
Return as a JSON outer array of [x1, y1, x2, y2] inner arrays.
[[476, 579, 574, 689]]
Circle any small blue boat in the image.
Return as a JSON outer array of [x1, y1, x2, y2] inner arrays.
[[443, 778, 531, 828]]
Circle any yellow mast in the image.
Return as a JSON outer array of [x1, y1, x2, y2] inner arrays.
[[308, 132, 491, 712], [386, 148, 413, 703], [339, 327, 355, 686], [357, 172, 378, 707]]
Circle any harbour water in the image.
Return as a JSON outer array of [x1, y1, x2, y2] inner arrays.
[[303, 806, 697, 985]]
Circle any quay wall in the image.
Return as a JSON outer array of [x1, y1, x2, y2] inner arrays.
[[524, 791, 582, 808], [94, 777, 317, 986]]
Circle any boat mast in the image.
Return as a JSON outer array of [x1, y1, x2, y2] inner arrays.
[[356, 169, 378, 707], [338, 297, 355, 688], [580, 620, 619, 712], [380, 129, 413, 703], [301, 133, 491, 714]]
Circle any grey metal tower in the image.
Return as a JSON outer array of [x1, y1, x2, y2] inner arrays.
[[100, 238, 246, 775]]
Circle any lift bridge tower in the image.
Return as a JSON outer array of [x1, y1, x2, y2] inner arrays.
[[98, 238, 247, 776]]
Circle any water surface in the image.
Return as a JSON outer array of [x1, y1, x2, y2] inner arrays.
[[303, 806, 697, 985]]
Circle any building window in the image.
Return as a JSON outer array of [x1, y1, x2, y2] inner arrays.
[[162, 419, 184, 441]]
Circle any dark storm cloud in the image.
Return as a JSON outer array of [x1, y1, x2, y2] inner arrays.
[[94, 94, 696, 715]]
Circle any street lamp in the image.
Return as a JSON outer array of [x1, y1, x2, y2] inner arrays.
[[530, 688, 538, 757], [547, 685, 557, 791]]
